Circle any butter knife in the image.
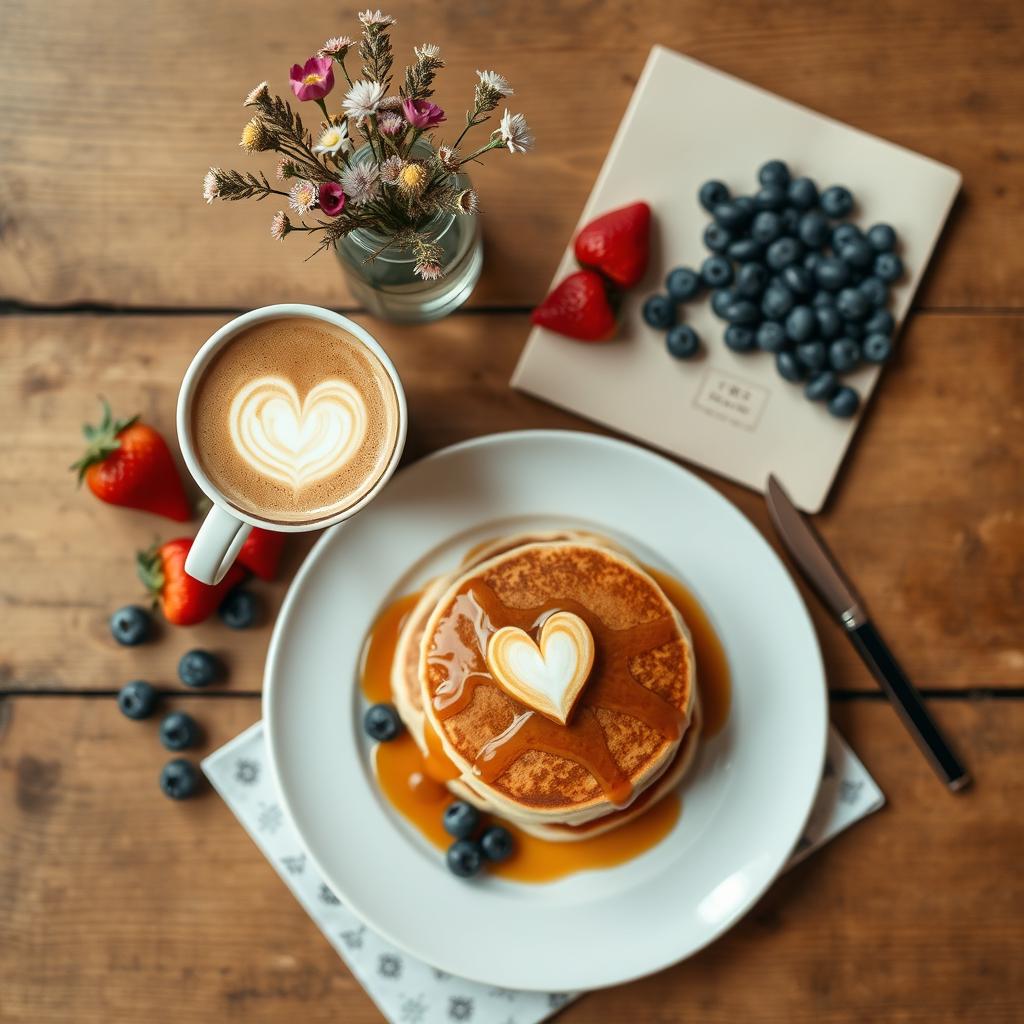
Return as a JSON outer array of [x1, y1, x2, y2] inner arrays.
[[766, 474, 970, 792]]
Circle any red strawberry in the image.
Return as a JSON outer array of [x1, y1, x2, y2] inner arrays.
[[573, 201, 651, 288], [531, 270, 617, 342], [137, 538, 244, 626], [237, 527, 287, 581], [72, 400, 191, 522]]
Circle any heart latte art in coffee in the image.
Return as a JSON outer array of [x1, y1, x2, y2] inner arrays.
[[191, 318, 400, 524]]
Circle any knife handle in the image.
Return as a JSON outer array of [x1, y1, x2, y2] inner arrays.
[[849, 621, 971, 792]]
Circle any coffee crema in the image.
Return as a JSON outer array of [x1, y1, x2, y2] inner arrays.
[[191, 317, 400, 524]]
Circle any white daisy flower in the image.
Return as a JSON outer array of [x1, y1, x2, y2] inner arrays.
[[202, 168, 220, 204], [313, 122, 351, 156], [499, 109, 533, 154], [288, 180, 318, 215], [340, 164, 380, 206], [455, 188, 479, 215], [476, 70, 513, 97], [415, 43, 441, 60], [270, 211, 290, 240], [343, 79, 387, 120], [319, 36, 354, 58], [358, 9, 394, 27]]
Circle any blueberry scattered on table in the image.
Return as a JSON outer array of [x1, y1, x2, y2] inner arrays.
[[828, 386, 861, 418], [160, 711, 201, 751], [762, 284, 795, 320], [874, 252, 904, 283], [110, 605, 153, 647], [724, 299, 760, 326], [758, 159, 791, 188], [443, 801, 481, 840], [796, 341, 828, 371], [776, 350, 805, 382], [754, 184, 788, 211], [713, 201, 749, 231], [666, 267, 701, 302], [782, 264, 814, 297], [219, 588, 261, 629], [700, 255, 734, 288], [858, 276, 889, 308], [785, 306, 817, 343], [446, 838, 484, 878], [751, 211, 783, 244], [727, 238, 763, 263], [798, 211, 830, 249], [117, 680, 158, 720], [839, 236, 874, 270], [642, 294, 676, 329], [666, 324, 701, 359], [863, 333, 894, 364], [480, 825, 516, 863], [703, 222, 732, 253], [724, 324, 757, 352], [787, 176, 819, 209], [815, 303, 843, 340], [178, 649, 223, 688], [814, 256, 850, 292], [836, 287, 870, 322], [363, 702, 402, 741], [756, 321, 788, 353], [831, 223, 862, 250], [820, 185, 854, 219], [829, 338, 862, 374], [735, 262, 769, 298], [865, 309, 895, 336], [766, 236, 803, 271], [805, 370, 840, 402], [867, 223, 896, 252], [160, 759, 201, 800], [699, 180, 730, 212]]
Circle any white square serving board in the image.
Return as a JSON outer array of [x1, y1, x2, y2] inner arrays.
[[512, 45, 961, 512]]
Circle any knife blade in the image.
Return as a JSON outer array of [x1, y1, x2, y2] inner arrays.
[[766, 474, 970, 792]]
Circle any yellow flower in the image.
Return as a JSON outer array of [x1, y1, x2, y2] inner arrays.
[[397, 161, 428, 196], [239, 116, 274, 153]]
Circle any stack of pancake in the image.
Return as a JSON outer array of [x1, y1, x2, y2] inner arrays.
[[391, 532, 701, 841]]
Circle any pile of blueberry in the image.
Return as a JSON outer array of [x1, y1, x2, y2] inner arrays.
[[643, 160, 903, 418], [364, 701, 516, 878], [112, 588, 260, 799]]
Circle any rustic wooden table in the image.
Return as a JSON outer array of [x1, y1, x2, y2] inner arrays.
[[2, 1, 1022, 1021]]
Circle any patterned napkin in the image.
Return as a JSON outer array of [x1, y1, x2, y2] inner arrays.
[[203, 723, 882, 1024]]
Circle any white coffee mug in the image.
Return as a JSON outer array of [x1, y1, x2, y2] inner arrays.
[[176, 303, 407, 585]]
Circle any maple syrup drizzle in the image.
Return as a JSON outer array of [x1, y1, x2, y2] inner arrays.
[[426, 581, 685, 806]]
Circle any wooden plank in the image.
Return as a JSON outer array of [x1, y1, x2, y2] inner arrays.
[[0, 695, 1020, 1022], [1, 313, 1021, 693], [0, 0, 1021, 309]]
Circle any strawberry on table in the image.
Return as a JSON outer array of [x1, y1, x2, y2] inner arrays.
[[573, 201, 651, 289], [137, 538, 244, 626], [530, 270, 617, 342], [71, 400, 191, 522], [237, 527, 286, 581]]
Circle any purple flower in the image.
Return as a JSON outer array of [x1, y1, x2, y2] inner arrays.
[[401, 98, 445, 130], [319, 182, 346, 217], [290, 56, 335, 102]]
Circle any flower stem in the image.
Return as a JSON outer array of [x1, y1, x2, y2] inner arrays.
[[315, 98, 331, 124]]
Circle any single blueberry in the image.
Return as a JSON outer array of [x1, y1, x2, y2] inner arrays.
[[480, 825, 515, 863], [446, 839, 484, 878], [117, 680, 158, 721], [815, 304, 843, 340], [665, 267, 702, 303], [865, 309, 896, 336], [812, 289, 834, 308], [713, 202, 749, 231], [642, 294, 677, 329], [803, 251, 822, 274], [758, 159, 791, 187], [703, 222, 732, 253], [797, 211, 830, 249], [711, 288, 737, 319], [839, 238, 874, 272], [364, 702, 402, 741], [666, 324, 701, 359], [863, 333, 894, 363], [805, 371, 840, 402], [874, 252, 904, 283], [820, 185, 854, 219], [866, 223, 897, 253], [160, 711, 200, 751], [762, 284, 796, 321], [756, 321, 788, 353], [766, 237, 804, 271], [727, 238, 764, 264], [177, 650, 223, 689], [109, 605, 153, 647], [775, 350, 805, 382], [780, 207, 802, 234], [785, 305, 817, 343], [781, 265, 813, 297], [814, 256, 851, 291], [701, 256, 734, 289], [829, 338, 862, 373], [734, 196, 756, 220], [787, 176, 819, 210], [831, 223, 863, 250], [858, 276, 889, 307], [828, 386, 861, 418], [836, 287, 870, 322], [735, 262, 770, 298], [699, 179, 730, 212], [724, 300, 760, 326], [724, 324, 757, 352], [751, 211, 783, 245], [219, 588, 261, 629], [796, 340, 828, 371], [160, 759, 200, 800], [755, 185, 788, 211], [443, 801, 481, 840]]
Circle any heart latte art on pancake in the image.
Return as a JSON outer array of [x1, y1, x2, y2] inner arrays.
[[485, 611, 595, 725], [228, 376, 367, 489]]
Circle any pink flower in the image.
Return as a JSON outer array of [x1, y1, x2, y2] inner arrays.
[[319, 182, 346, 217], [401, 98, 445, 130], [289, 56, 335, 102]]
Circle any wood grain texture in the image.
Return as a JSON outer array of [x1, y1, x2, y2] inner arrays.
[[1, 695, 1020, 1023], [1, 312, 1021, 693], [1, 0, 1022, 309]]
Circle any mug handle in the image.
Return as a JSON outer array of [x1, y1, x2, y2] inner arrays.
[[185, 504, 253, 585]]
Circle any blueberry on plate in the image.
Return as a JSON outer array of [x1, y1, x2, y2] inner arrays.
[[780, 207, 802, 235], [867, 223, 897, 252], [754, 185, 788, 211], [756, 321, 788, 353], [865, 309, 896, 336], [711, 288, 737, 319], [109, 605, 153, 647], [858, 276, 888, 308], [734, 196, 756, 219], [814, 256, 851, 292], [160, 711, 201, 751], [642, 294, 677, 330], [762, 284, 795, 321], [829, 338, 862, 373], [480, 825, 515, 863], [785, 305, 817, 343], [836, 287, 870, 322], [811, 289, 834, 308], [218, 588, 261, 629], [703, 222, 732, 253], [758, 159, 791, 187], [797, 211, 830, 250], [713, 202, 750, 231], [364, 702, 402, 741], [443, 800, 481, 840], [665, 267, 701, 303], [831, 223, 863, 250], [160, 759, 200, 800], [699, 179, 730, 213], [775, 350, 805, 382], [735, 262, 769, 298], [701, 255, 734, 289], [765, 237, 803, 271], [751, 211, 783, 245], [724, 300, 760, 326], [117, 680, 158, 721], [828, 386, 861, 418], [820, 185, 854, 219], [839, 239, 874, 273], [666, 324, 701, 359], [177, 649, 223, 688], [815, 303, 843, 340], [727, 238, 763, 264], [722, 324, 756, 352], [796, 340, 828, 371], [803, 251, 822, 274], [446, 838, 484, 878], [863, 333, 894, 363], [805, 370, 840, 402], [781, 265, 813, 297], [787, 176, 819, 210], [874, 252, 904, 283]]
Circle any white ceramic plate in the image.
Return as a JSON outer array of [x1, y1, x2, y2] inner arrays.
[[264, 430, 827, 991]]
